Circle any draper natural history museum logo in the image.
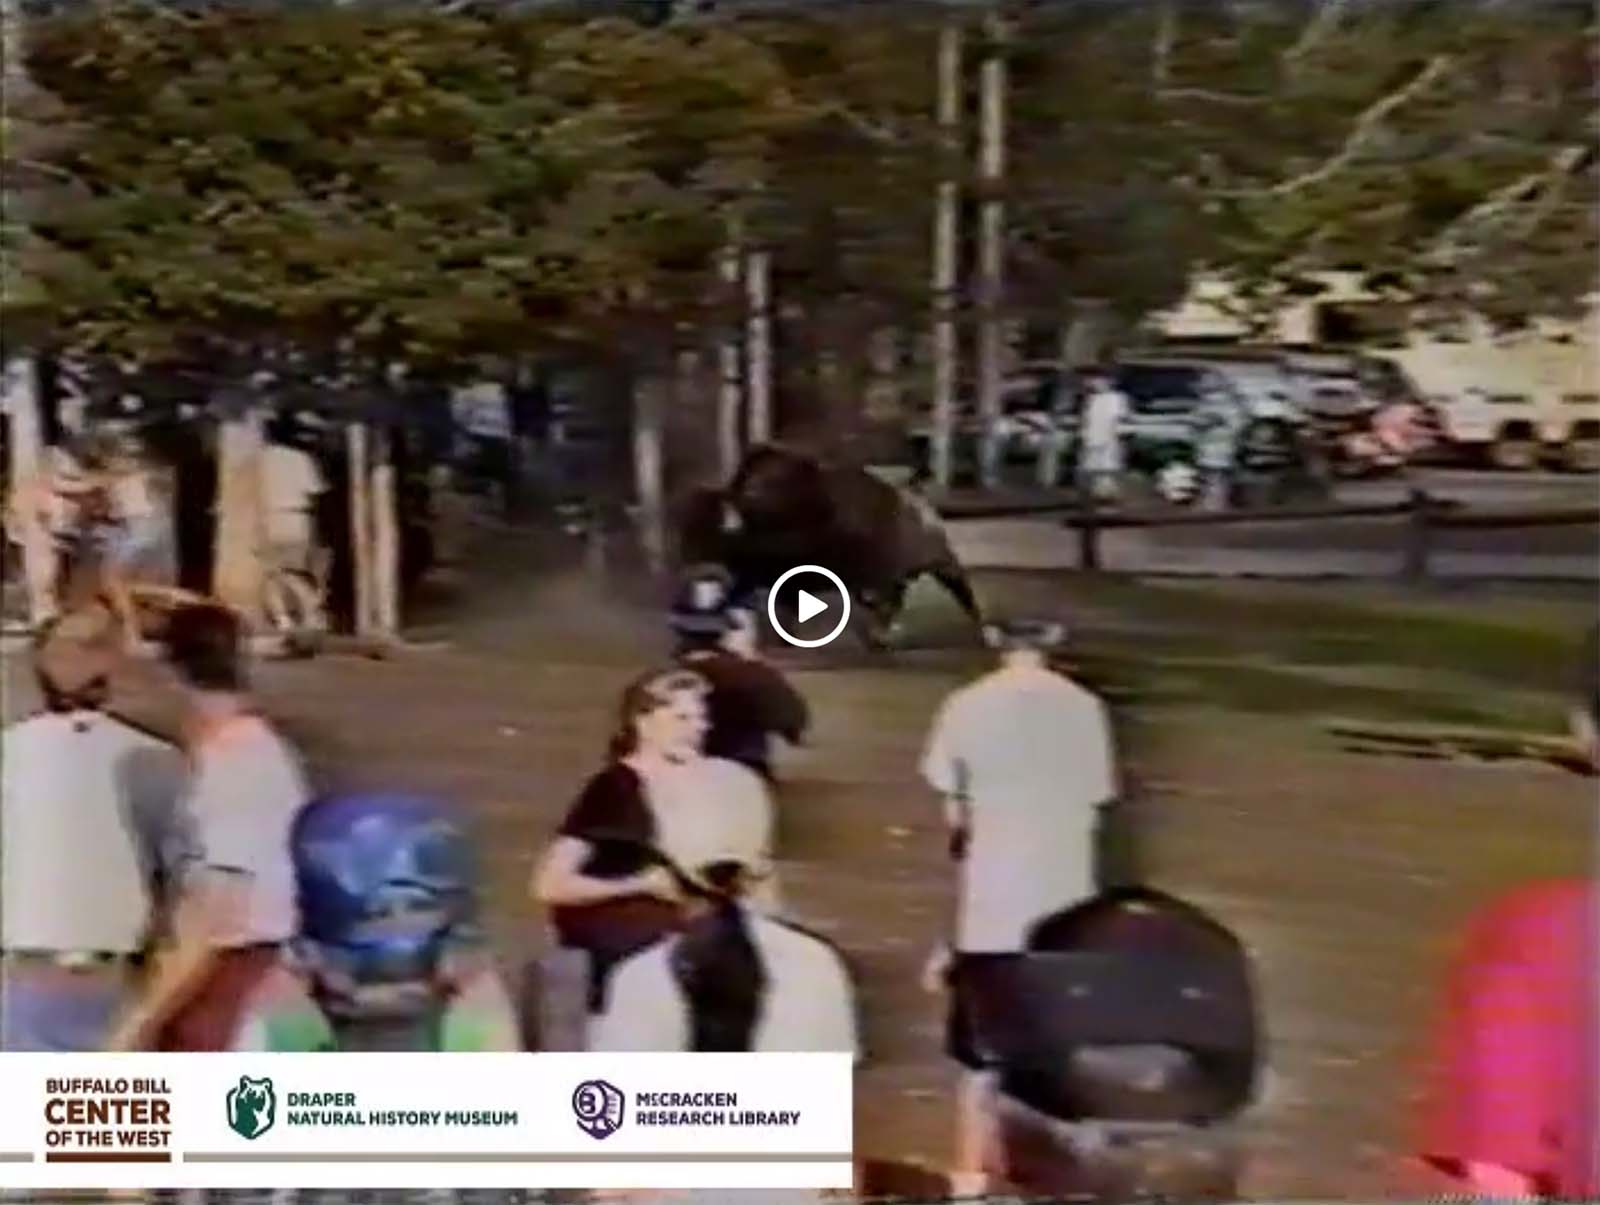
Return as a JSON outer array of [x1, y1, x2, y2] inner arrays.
[[572, 1079, 625, 1140], [226, 1076, 277, 1140]]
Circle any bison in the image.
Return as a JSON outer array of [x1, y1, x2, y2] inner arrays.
[[679, 444, 981, 647]]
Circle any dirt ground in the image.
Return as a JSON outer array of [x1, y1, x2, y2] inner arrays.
[[3, 527, 1594, 1201]]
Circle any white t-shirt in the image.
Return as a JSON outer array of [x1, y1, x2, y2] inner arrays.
[[590, 911, 859, 1055], [174, 717, 310, 945], [261, 444, 325, 517], [110, 469, 155, 522], [1, 711, 185, 953], [920, 665, 1118, 953], [638, 757, 782, 911], [260, 444, 325, 548], [452, 382, 512, 440], [1080, 386, 1129, 469]]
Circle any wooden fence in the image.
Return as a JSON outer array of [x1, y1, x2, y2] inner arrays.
[[936, 487, 1600, 581]]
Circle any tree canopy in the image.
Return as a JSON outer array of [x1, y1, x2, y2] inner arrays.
[[8, 1, 809, 374], [4, 0, 1594, 390]]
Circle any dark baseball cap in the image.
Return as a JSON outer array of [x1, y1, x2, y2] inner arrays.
[[669, 565, 738, 636], [957, 889, 1259, 1125]]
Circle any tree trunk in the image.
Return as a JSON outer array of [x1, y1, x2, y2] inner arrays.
[[931, 19, 963, 489], [975, 8, 1009, 489], [745, 248, 773, 446], [346, 422, 373, 638], [370, 426, 400, 640], [632, 372, 667, 577], [717, 224, 744, 476], [212, 406, 265, 623], [4, 356, 53, 626]]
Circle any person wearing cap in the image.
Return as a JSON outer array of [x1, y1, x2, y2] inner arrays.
[[104, 602, 312, 1050], [0, 612, 185, 1050], [935, 887, 1258, 1201], [1410, 626, 1599, 1200], [588, 824, 858, 1055], [918, 614, 1120, 1193], [670, 564, 809, 782], [531, 667, 782, 1034]]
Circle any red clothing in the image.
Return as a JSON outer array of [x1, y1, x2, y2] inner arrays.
[[156, 946, 281, 1051], [1419, 879, 1599, 1199]]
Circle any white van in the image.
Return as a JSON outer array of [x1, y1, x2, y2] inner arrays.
[[1153, 272, 1600, 471]]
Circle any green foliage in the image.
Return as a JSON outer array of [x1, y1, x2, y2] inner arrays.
[[6, 0, 1594, 380], [11, 2, 805, 371]]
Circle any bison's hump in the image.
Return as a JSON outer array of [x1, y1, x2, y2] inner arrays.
[[822, 467, 958, 575]]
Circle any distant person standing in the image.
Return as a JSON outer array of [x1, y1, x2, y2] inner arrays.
[[105, 603, 311, 1050], [669, 565, 809, 783], [98, 432, 171, 650], [1077, 372, 1128, 502], [1192, 383, 1242, 512], [0, 613, 184, 1051], [919, 616, 1119, 1194], [261, 415, 327, 579], [451, 373, 517, 517]]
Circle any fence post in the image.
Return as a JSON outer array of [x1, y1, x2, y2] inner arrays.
[[1078, 496, 1102, 572], [1402, 486, 1432, 583]]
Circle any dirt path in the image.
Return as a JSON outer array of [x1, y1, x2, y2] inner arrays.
[[5, 538, 1592, 1200]]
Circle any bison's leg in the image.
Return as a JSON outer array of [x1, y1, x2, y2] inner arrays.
[[931, 563, 982, 626], [856, 580, 907, 650]]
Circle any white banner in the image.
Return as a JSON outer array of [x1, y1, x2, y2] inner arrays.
[[0, 1054, 853, 1190]]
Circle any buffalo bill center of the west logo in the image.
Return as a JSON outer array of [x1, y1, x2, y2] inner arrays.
[[44, 1077, 173, 1162]]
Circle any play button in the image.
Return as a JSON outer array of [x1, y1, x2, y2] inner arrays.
[[767, 564, 851, 649], [796, 590, 828, 625]]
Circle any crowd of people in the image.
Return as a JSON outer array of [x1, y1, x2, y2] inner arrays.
[[1, 534, 1595, 1199], [4, 420, 329, 643]]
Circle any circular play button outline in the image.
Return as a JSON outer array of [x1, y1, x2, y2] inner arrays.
[[767, 564, 852, 649]]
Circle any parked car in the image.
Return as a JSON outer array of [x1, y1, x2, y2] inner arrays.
[[908, 354, 1327, 505]]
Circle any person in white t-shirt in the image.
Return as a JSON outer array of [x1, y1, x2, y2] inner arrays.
[[261, 416, 327, 577], [0, 613, 184, 1050], [918, 615, 1119, 1195], [1077, 373, 1129, 502], [105, 603, 311, 1051]]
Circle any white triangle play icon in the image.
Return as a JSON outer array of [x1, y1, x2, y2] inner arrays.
[[796, 589, 829, 624]]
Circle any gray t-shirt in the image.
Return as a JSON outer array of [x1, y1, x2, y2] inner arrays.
[[173, 717, 309, 945]]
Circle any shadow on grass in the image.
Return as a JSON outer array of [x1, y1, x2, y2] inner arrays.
[[978, 573, 1585, 696]]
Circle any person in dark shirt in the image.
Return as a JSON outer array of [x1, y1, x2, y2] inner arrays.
[[668, 565, 809, 782], [530, 667, 777, 1017], [933, 887, 1259, 1201]]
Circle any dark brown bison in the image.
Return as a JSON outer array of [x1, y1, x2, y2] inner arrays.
[[679, 444, 981, 646]]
